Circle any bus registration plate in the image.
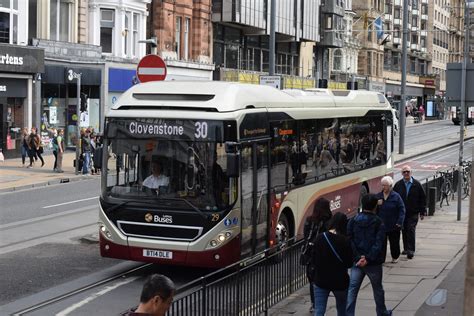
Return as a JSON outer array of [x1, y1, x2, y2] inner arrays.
[[143, 249, 173, 259]]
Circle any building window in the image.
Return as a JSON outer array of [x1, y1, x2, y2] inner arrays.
[[124, 13, 130, 56], [421, 36, 426, 47], [175, 17, 181, 59], [101, 9, 114, 53], [132, 13, 138, 57], [0, 1, 18, 44], [184, 18, 190, 60], [325, 15, 333, 29], [50, 0, 71, 41], [394, 8, 401, 19], [333, 49, 342, 71], [392, 52, 399, 71], [367, 51, 372, 75]]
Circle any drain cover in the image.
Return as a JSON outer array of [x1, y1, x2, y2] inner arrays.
[[425, 289, 447, 306]]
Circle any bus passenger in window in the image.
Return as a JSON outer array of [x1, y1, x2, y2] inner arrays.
[[340, 137, 355, 164], [143, 161, 170, 193], [374, 132, 385, 164]]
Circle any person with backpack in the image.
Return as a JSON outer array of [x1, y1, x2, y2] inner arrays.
[[346, 194, 392, 316], [302, 197, 332, 313], [311, 212, 353, 316]]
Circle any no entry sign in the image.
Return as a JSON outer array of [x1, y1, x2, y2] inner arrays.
[[136, 55, 167, 83]]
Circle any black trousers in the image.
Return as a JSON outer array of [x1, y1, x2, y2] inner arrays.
[[403, 214, 419, 254], [383, 229, 401, 261]]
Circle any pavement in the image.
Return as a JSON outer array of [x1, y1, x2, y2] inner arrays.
[[0, 150, 99, 193]]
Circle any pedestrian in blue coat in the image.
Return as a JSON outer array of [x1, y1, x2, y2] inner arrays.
[[375, 176, 406, 263], [346, 194, 392, 316]]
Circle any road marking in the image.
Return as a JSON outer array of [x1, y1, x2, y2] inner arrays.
[[42, 196, 99, 209], [56, 276, 140, 316], [0, 205, 96, 230]]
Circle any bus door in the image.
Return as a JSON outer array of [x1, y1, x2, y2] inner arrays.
[[240, 141, 270, 258]]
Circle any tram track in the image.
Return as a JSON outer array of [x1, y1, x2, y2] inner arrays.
[[9, 263, 153, 315]]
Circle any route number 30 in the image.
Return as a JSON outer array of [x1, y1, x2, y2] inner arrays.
[[194, 122, 208, 139]]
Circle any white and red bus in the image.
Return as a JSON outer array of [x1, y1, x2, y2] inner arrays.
[[99, 81, 394, 268]]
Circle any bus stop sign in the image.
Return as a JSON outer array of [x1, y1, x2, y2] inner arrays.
[[137, 55, 167, 83]]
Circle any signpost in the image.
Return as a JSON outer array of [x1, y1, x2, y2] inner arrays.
[[259, 75, 282, 89], [136, 55, 167, 83], [66, 69, 81, 175]]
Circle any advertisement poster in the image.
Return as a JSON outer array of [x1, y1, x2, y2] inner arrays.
[[49, 106, 58, 124]]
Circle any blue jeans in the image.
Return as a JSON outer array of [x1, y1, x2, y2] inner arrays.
[[313, 284, 347, 316], [82, 151, 91, 174], [346, 265, 391, 316]]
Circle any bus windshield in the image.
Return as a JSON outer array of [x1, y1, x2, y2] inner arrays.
[[103, 119, 235, 211]]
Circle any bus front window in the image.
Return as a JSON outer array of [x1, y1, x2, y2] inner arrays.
[[103, 138, 234, 210]]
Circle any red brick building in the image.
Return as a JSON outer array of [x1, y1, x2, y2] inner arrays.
[[148, 0, 214, 80]]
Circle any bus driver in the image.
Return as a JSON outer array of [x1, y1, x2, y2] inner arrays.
[[143, 161, 170, 193]]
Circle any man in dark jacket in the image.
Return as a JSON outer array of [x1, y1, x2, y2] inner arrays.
[[346, 194, 391, 316], [393, 165, 426, 259]]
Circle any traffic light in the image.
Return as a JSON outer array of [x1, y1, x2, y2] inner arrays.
[[80, 93, 88, 112]]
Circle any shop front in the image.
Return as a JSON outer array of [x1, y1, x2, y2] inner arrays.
[[41, 64, 102, 148], [0, 44, 44, 159]]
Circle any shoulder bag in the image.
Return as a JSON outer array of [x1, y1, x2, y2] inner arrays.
[[323, 232, 343, 263]]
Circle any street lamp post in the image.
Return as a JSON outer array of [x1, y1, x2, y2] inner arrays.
[[269, 0, 276, 76], [458, 1, 470, 221], [399, 0, 409, 154]]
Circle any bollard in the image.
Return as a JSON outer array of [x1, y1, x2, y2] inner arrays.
[[428, 187, 437, 216]]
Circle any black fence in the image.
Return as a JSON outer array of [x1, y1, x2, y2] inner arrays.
[[420, 166, 460, 211], [167, 239, 306, 316]]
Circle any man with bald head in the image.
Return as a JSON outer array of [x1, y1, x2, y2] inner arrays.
[[393, 165, 426, 259]]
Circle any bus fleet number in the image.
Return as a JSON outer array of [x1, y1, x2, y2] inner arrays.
[[195, 122, 208, 139]]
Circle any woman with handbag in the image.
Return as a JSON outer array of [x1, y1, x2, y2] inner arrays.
[[303, 197, 332, 313], [312, 212, 353, 316]]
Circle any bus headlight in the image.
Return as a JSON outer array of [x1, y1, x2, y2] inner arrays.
[[207, 230, 233, 249], [99, 223, 112, 240]]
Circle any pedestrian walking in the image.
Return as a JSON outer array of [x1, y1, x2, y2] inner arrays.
[[346, 194, 392, 316], [311, 212, 353, 316], [303, 197, 332, 313], [27, 127, 44, 168], [81, 128, 92, 175], [393, 165, 426, 259], [20, 127, 29, 167], [375, 176, 405, 263], [56, 129, 65, 173], [51, 129, 58, 171], [125, 274, 175, 316]]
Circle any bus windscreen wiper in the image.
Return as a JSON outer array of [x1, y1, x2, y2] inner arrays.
[[106, 200, 151, 212]]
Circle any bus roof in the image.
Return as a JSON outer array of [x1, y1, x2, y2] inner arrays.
[[110, 81, 389, 114]]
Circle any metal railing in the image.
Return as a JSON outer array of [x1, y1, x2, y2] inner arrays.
[[166, 239, 306, 316]]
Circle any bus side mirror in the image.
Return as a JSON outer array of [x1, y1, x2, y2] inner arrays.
[[226, 152, 240, 178]]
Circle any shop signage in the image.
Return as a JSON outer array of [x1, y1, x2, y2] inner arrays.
[[260, 75, 282, 89], [0, 44, 44, 74], [0, 78, 27, 97]]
